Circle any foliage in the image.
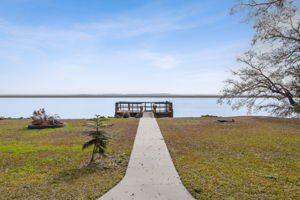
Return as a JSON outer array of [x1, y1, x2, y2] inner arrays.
[[220, 0, 300, 117], [82, 115, 112, 164], [158, 117, 300, 199], [120, 111, 131, 118], [30, 108, 65, 127]]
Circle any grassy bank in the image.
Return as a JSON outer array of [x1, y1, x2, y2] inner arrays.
[[0, 118, 138, 200], [158, 116, 300, 200]]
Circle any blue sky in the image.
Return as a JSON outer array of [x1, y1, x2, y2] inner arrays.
[[0, 0, 253, 94]]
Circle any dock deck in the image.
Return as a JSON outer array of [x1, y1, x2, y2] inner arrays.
[[115, 101, 173, 118]]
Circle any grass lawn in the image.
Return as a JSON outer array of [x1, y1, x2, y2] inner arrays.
[[158, 116, 300, 200], [0, 118, 138, 200]]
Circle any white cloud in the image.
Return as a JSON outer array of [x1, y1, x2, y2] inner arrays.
[[73, 2, 225, 38], [139, 52, 179, 69], [0, 0, 225, 43]]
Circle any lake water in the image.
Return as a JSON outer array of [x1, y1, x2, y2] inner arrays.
[[0, 98, 269, 118]]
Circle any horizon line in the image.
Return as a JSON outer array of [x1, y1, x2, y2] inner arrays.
[[0, 94, 275, 98]]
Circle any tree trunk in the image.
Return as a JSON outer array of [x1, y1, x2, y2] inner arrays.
[[285, 90, 296, 106], [90, 145, 96, 163]]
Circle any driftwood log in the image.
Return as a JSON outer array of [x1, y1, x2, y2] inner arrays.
[[217, 119, 235, 123]]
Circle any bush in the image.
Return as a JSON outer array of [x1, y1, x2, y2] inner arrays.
[[121, 111, 131, 118], [28, 108, 65, 129]]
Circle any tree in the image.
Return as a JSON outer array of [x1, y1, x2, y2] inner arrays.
[[294, 71, 300, 113], [82, 115, 111, 164], [219, 0, 300, 117]]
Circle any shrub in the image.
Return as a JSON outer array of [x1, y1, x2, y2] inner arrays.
[[83, 115, 112, 164], [121, 111, 131, 118], [28, 108, 65, 129]]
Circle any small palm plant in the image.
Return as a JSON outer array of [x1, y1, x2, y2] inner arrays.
[[83, 115, 111, 164]]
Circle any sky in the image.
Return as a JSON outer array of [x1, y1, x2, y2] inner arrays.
[[0, 0, 254, 94]]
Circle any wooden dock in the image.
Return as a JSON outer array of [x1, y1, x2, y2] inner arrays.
[[115, 101, 173, 118]]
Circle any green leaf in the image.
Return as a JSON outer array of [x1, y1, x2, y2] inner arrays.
[[82, 139, 97, 150]]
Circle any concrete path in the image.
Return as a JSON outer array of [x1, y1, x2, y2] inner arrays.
[[99, 112, 195, 200]]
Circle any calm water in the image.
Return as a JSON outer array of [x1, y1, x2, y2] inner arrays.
[[0, 98, 269, 118]]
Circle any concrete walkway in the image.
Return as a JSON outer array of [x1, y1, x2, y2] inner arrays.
[[99, 112, 195, 200]]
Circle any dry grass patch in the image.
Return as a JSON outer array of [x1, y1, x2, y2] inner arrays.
[[158, 116, 300, 200], [0, 118, 138, 200]]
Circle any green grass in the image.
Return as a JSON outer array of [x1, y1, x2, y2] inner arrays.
[[0, 118, 138, 200], [158, 116, 300, 200]]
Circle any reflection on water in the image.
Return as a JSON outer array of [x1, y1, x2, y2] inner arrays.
[[0, 98, 269, 118]]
